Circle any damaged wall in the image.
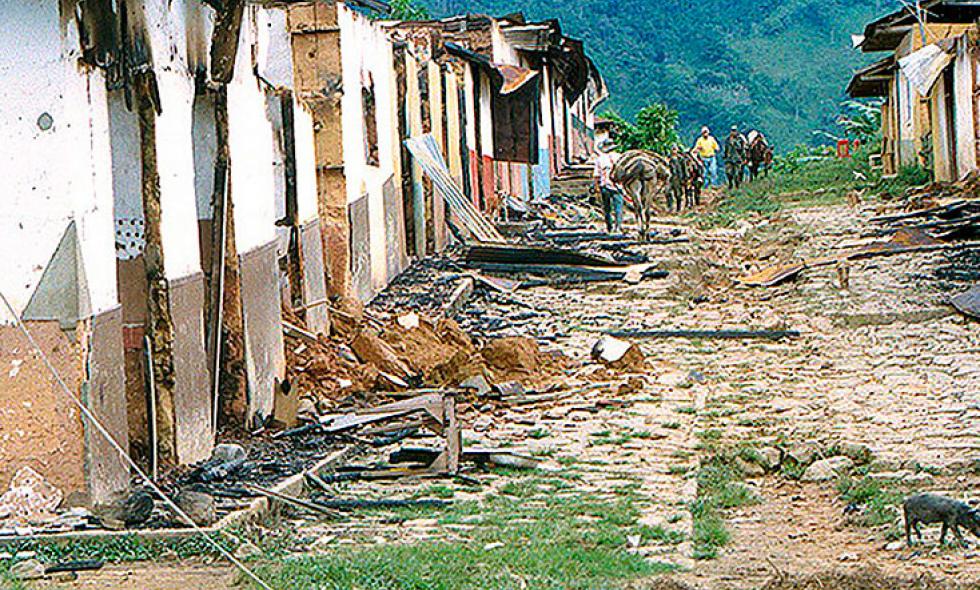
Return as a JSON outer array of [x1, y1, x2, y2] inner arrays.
[[227, 5, 287, 427], [0, 1, 128, 503], [339, 3, 408, 301]]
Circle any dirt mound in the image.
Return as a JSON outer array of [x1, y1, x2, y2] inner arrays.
[[482, 337, 541, 373], [382, 317, 476, 375]]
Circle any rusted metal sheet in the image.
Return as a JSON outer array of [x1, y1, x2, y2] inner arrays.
[[85, 306, 131, 504], [404, 134, 505, 243], [382, 176, 408, 282], [950, 284, 980, 318], [299, 219, 329, 336]]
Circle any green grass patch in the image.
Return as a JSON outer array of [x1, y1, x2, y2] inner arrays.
[[675, 406, 696, 415], [697, 146, 932, 228], [837, 476, 905, 536], [257, 477, 680, 589], [690, 450, 760, 560], [528, 428, 550, 440], [662, 422, 682, 430]]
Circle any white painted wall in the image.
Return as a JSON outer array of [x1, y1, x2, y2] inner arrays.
[[143, 0, 205, 280], [256, 7, 294, 90], [293, 97, 320, 224], [0, 1, 117, 323], [227, 6, 279, 254], [339, 4, 398, 293], [479, 73, 494, 158]]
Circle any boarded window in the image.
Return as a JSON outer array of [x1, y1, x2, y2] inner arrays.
[[362, 73, 379, 167]]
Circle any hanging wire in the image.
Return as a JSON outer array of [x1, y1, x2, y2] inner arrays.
[[0, 290, 277, 590]]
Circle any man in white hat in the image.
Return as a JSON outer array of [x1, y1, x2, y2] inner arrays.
[[693, 126, 720, 187], [593, 139, 623, 234]]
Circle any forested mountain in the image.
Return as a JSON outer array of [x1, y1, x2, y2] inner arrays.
[[425, 0, 894, 150]]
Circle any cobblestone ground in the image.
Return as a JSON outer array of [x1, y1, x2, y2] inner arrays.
[[45, 198, 979, 589]]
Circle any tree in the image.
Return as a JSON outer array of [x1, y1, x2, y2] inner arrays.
[[606, 103, 680, 155], [388, 0, 430, 20]]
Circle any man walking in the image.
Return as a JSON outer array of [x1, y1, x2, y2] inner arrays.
[[593, 139, 623, 234], [693, 126, 720, 187], [724, 125, 747, 190]]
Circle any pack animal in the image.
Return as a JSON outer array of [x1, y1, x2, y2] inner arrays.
[[682, 151, 704, 208], [611, 150, 671, 239], [903, 493, 980, 547], [748, 134, 773, 181]]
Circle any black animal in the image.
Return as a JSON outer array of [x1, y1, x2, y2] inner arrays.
[[748, 134, 774, 181], [903, 493, 980, 547]]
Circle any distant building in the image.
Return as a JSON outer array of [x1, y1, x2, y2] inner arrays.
[[849, 0, 980, 180]]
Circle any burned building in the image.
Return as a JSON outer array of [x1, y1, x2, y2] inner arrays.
[[0, 0, 604, 503]]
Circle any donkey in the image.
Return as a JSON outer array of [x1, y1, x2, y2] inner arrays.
[[612, 150, 672, 239]]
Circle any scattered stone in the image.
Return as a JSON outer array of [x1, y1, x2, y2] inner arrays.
[[0, 466, 63, 523], [174, 490, 216, 527], [626, 534, 641, 549], [838, 552, 858, 562], [459, 374, 492, 397], [402, 518, 439, 528], [337, 345, 358, 364], [802, 456, 855, 482], [211, 443, 247, 464], [234, 541, 262, 560], [397, 313, 420, 330], [785, 443, 819, 466], [483, 542, 505, 551], [9, 558, 44, 580], [13, 551, 36, 560], [837, 442, 874, 464], [886, 541, 904, 551], [95, 489, 154, 527], [50, 571, 78, 583], [591, 336, 646, 371], [756, 447, 782, 471], [735, 457, 766, 478]]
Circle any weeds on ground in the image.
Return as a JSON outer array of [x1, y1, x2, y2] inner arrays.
[[837, 476, 906, 539], [697, 146, 932, 228], [691, 450, 760, 560], [258, 474, 683, 589]]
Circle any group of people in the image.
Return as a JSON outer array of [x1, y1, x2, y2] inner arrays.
[[694, 125, 767, 190], [593, 124, 771, 233]]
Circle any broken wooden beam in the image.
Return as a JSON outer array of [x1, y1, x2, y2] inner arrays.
[[282, 321, 318, 344], [604, 329, 801, 341], [465, 244, 620, 267]]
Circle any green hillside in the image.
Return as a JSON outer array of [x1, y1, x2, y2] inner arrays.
[[425, 0, 892, 150]]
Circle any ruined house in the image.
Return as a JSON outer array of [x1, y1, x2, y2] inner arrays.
[[849, 0, 980, 180], [0, 0, 603, 503]]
